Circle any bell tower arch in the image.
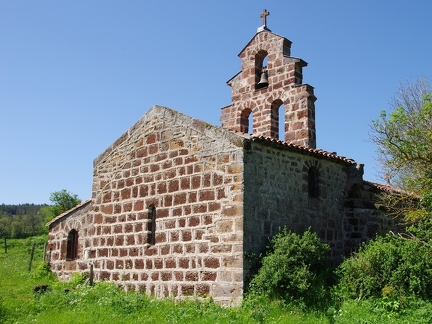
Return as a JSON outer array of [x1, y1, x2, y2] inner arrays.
[[221, 10, 317, 148]]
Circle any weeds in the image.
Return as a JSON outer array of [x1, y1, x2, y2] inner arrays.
[[2, 236, 432, 323]]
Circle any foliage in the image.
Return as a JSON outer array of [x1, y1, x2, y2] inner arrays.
[[38, 189, 81, 224], [336, 233, 432, 302], [0, 238, 331, 324], [247, 228, 331, 308], [31, 261, 54, 280], [406, 214, 432, 243], [368, 79, 432, 302], [0, 203, 43, 216], [3, 236, 432, 323], [0, 192, 80, 239], [370, 77, 432, 194], [329, 298, 432, 323], [49, 189, 81, 215], [0, 204, 46, 238]]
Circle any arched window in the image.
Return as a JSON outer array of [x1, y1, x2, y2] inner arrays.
[[270, 100, 284, 140], [308, 167, 319, 198], [147, 205, 156, 245], [279, 105, 285, 141], [240, 108, 253, 134], [248, 110, 254, 135], [255, 50, 268, 90], [66, 229, 78, 261]]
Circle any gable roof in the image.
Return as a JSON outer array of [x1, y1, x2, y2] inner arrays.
[[237, 30, 290, 57], [93, 105, 247, 167], [363, 180, 414, 196], [249, 135, 357, 165], [46, 199, 92, 227]]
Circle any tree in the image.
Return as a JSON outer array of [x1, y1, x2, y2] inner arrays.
[[0, 212, 11, 238], [40, 189, 81, 224], [370, 77, 432, 194], [370, 77, 432, 224], [337, 78, 432, 305], [0, 205, 47, 238]]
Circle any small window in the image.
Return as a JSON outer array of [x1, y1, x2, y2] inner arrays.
[[240, 108, 253, 134], [308, 167, 319, 198], [270, 99, 284, 140], [147, 205, 156, 245], [66, 229, 78, 261]]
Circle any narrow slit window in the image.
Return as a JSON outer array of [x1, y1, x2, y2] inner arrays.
[[308, 167, 319, 198], [147, 205, 156, 245], [66, 229, 78, 261]]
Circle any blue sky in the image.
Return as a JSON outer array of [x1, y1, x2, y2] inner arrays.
[[1, 1, 431, 204]]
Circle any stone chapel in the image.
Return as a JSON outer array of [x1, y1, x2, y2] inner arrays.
[[47, 11, 397, 305]]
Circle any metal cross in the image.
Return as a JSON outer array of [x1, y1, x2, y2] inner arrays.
[[260, 9, 270, 26]]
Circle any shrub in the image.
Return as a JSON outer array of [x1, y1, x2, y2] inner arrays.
[[68, 272, 89, 287], [247, 228, 331, 308], [406, 213, 432, 243], [336, 234, 432, 301], [31, 261, 53, 280]]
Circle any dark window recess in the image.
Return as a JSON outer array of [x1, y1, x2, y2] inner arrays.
[[66, 229, 78, 261], [147, 205, 156, 245], [308, 167, 319, 198]]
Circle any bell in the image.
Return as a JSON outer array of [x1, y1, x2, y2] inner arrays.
[[257, 70, 268, 89]]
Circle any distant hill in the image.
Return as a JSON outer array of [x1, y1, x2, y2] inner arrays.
[[0, 203, 46, 216], [0, 203, 48, 238]]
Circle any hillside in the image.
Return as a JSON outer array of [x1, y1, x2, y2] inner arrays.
[[0, 204, 47, 238]]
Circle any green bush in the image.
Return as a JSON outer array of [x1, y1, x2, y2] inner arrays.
[[31, 261, 53, 280], [336, 234, 432, 301], [247, 228, 331, 308], [406, 213, 432, 243]]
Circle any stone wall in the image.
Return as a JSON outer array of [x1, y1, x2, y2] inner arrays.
[[242, 139, 400, 274], [242, 140, 349, 273], [49, 106, 246, 305], [48, 200, 93, 279], [343, 198, 402, 256]]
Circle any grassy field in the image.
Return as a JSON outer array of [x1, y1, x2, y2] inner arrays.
[[1, 236, 431, 323]]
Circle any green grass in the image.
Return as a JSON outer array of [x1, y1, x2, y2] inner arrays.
[[1, 237, 432, 323]]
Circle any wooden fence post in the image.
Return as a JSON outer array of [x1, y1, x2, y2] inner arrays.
[[43, 243, 47, 261], [28, 244, 36, 271]]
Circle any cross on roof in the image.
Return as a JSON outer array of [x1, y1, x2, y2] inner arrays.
[[260, 9, 270, 26]]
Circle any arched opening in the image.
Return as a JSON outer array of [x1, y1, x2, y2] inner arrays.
[[255, 50, 268, 90], [66, 229, 78, 261], [308, 167, 320, 198], [270, 99, 284, 140], [147, 205, 156, 245], [240, 108, 253, 134], [248, 111, 254, 135], [279, 105, 285, 141]]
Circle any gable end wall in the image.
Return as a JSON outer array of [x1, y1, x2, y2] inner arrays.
[[49, 106, 246, 305]]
